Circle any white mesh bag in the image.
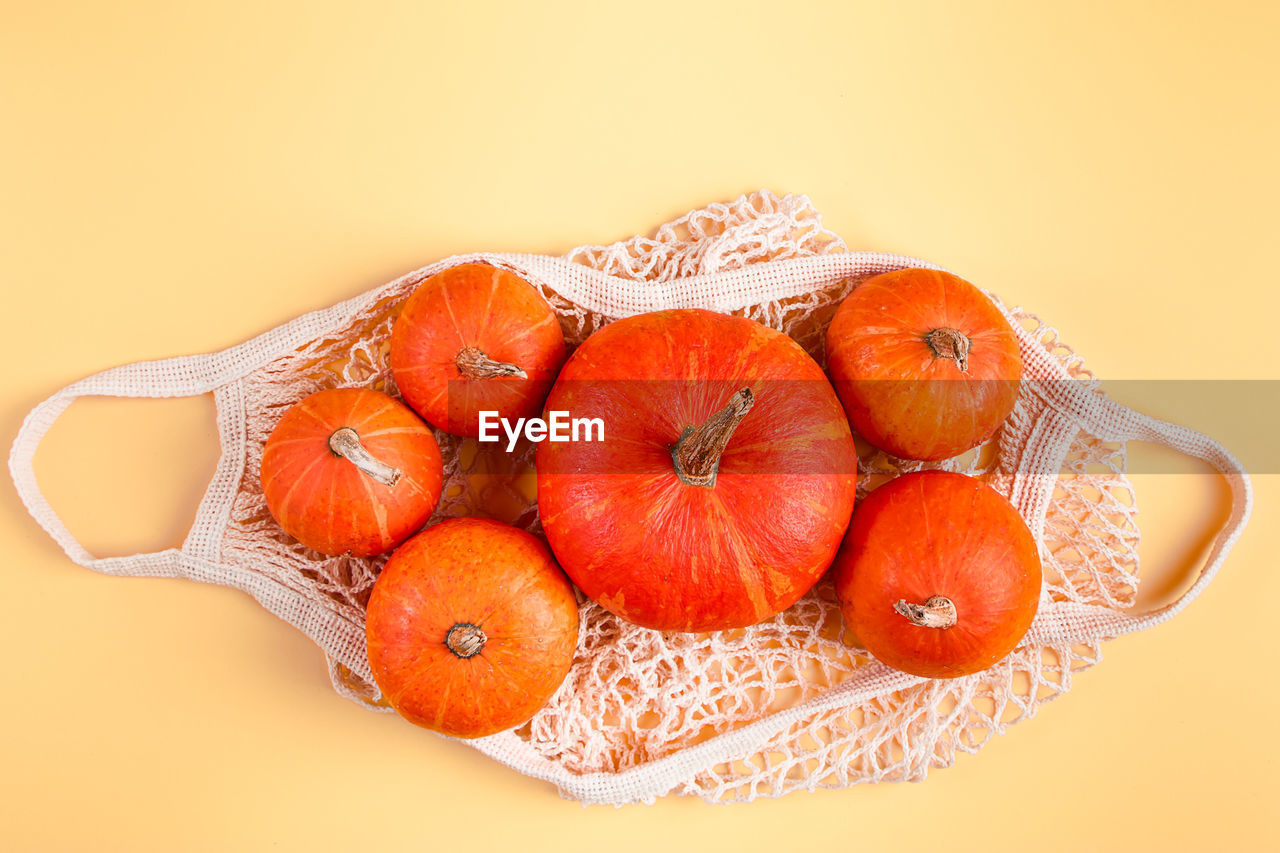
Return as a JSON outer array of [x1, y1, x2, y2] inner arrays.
[[9, 191, 1252, 804]]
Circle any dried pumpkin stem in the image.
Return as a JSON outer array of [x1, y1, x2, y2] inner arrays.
[[328, 427, 402, 487], [445, 623, 487, 659], [672, 387, 754, 488], [895, 595, 958, 630], [924, 327, 972, 372], [456, 345, 528, 380]]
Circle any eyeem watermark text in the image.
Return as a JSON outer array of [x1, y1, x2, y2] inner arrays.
[[478, 411, 605, 452]]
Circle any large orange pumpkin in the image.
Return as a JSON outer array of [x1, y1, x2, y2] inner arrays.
[[832, 470, 1042, 679], [260, 388, 442, 557], [365, 518, 580, 738], [390, 262, 566, 437], [537, 309, 858, 632], [825, 268, 1022, 461]]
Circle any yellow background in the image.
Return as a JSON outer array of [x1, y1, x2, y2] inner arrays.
[[3, 1, 1276, 850]]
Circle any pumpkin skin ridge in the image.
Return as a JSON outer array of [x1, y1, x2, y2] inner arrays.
[[637, 486, 772, 630], [475, 265, 502, 339], [265, 452, 327, 519], [538, 309, 857, 632], [468, 553, 561, 631], [354, 468, 391, 549], [350, 394, 398, 430], [299, 460, 345, 555], [336, 463, 372, 555]]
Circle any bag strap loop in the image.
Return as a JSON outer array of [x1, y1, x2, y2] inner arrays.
[[1025, 392, 1253, 644], [8, 358, 219, 577]]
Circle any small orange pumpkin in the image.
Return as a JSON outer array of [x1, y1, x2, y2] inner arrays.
[[832, 470, 1041, 679], [825, 268, 1022, 461], [260, 388, 442, 557], [365, 518, 580, 738], [390, 263, 566, 437]]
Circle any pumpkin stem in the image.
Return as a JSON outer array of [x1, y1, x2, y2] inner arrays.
[[445, 623, 487, 658], [672, 387, 754, 488], [924, 328, 972, 372], [328, 427, 402, 487], [456, 346, 528, 380], [894, 595, 958, 629]]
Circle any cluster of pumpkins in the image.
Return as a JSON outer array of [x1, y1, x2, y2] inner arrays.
[[260, 263, 1041, 738]]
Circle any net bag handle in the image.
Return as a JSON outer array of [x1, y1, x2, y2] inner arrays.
[[8, 355, 232, 578], [7, 339, 390, 686], [1023, 388, 1254, 644], [6, 280, 380, 578]]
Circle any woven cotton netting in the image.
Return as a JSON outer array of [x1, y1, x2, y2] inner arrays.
[[219, 191, 1142, 802]]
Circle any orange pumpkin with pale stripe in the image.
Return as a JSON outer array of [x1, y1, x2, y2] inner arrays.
[[537, 309, 858, 632], [390, 262, 566, 437], [260, 387, 443, 557]]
